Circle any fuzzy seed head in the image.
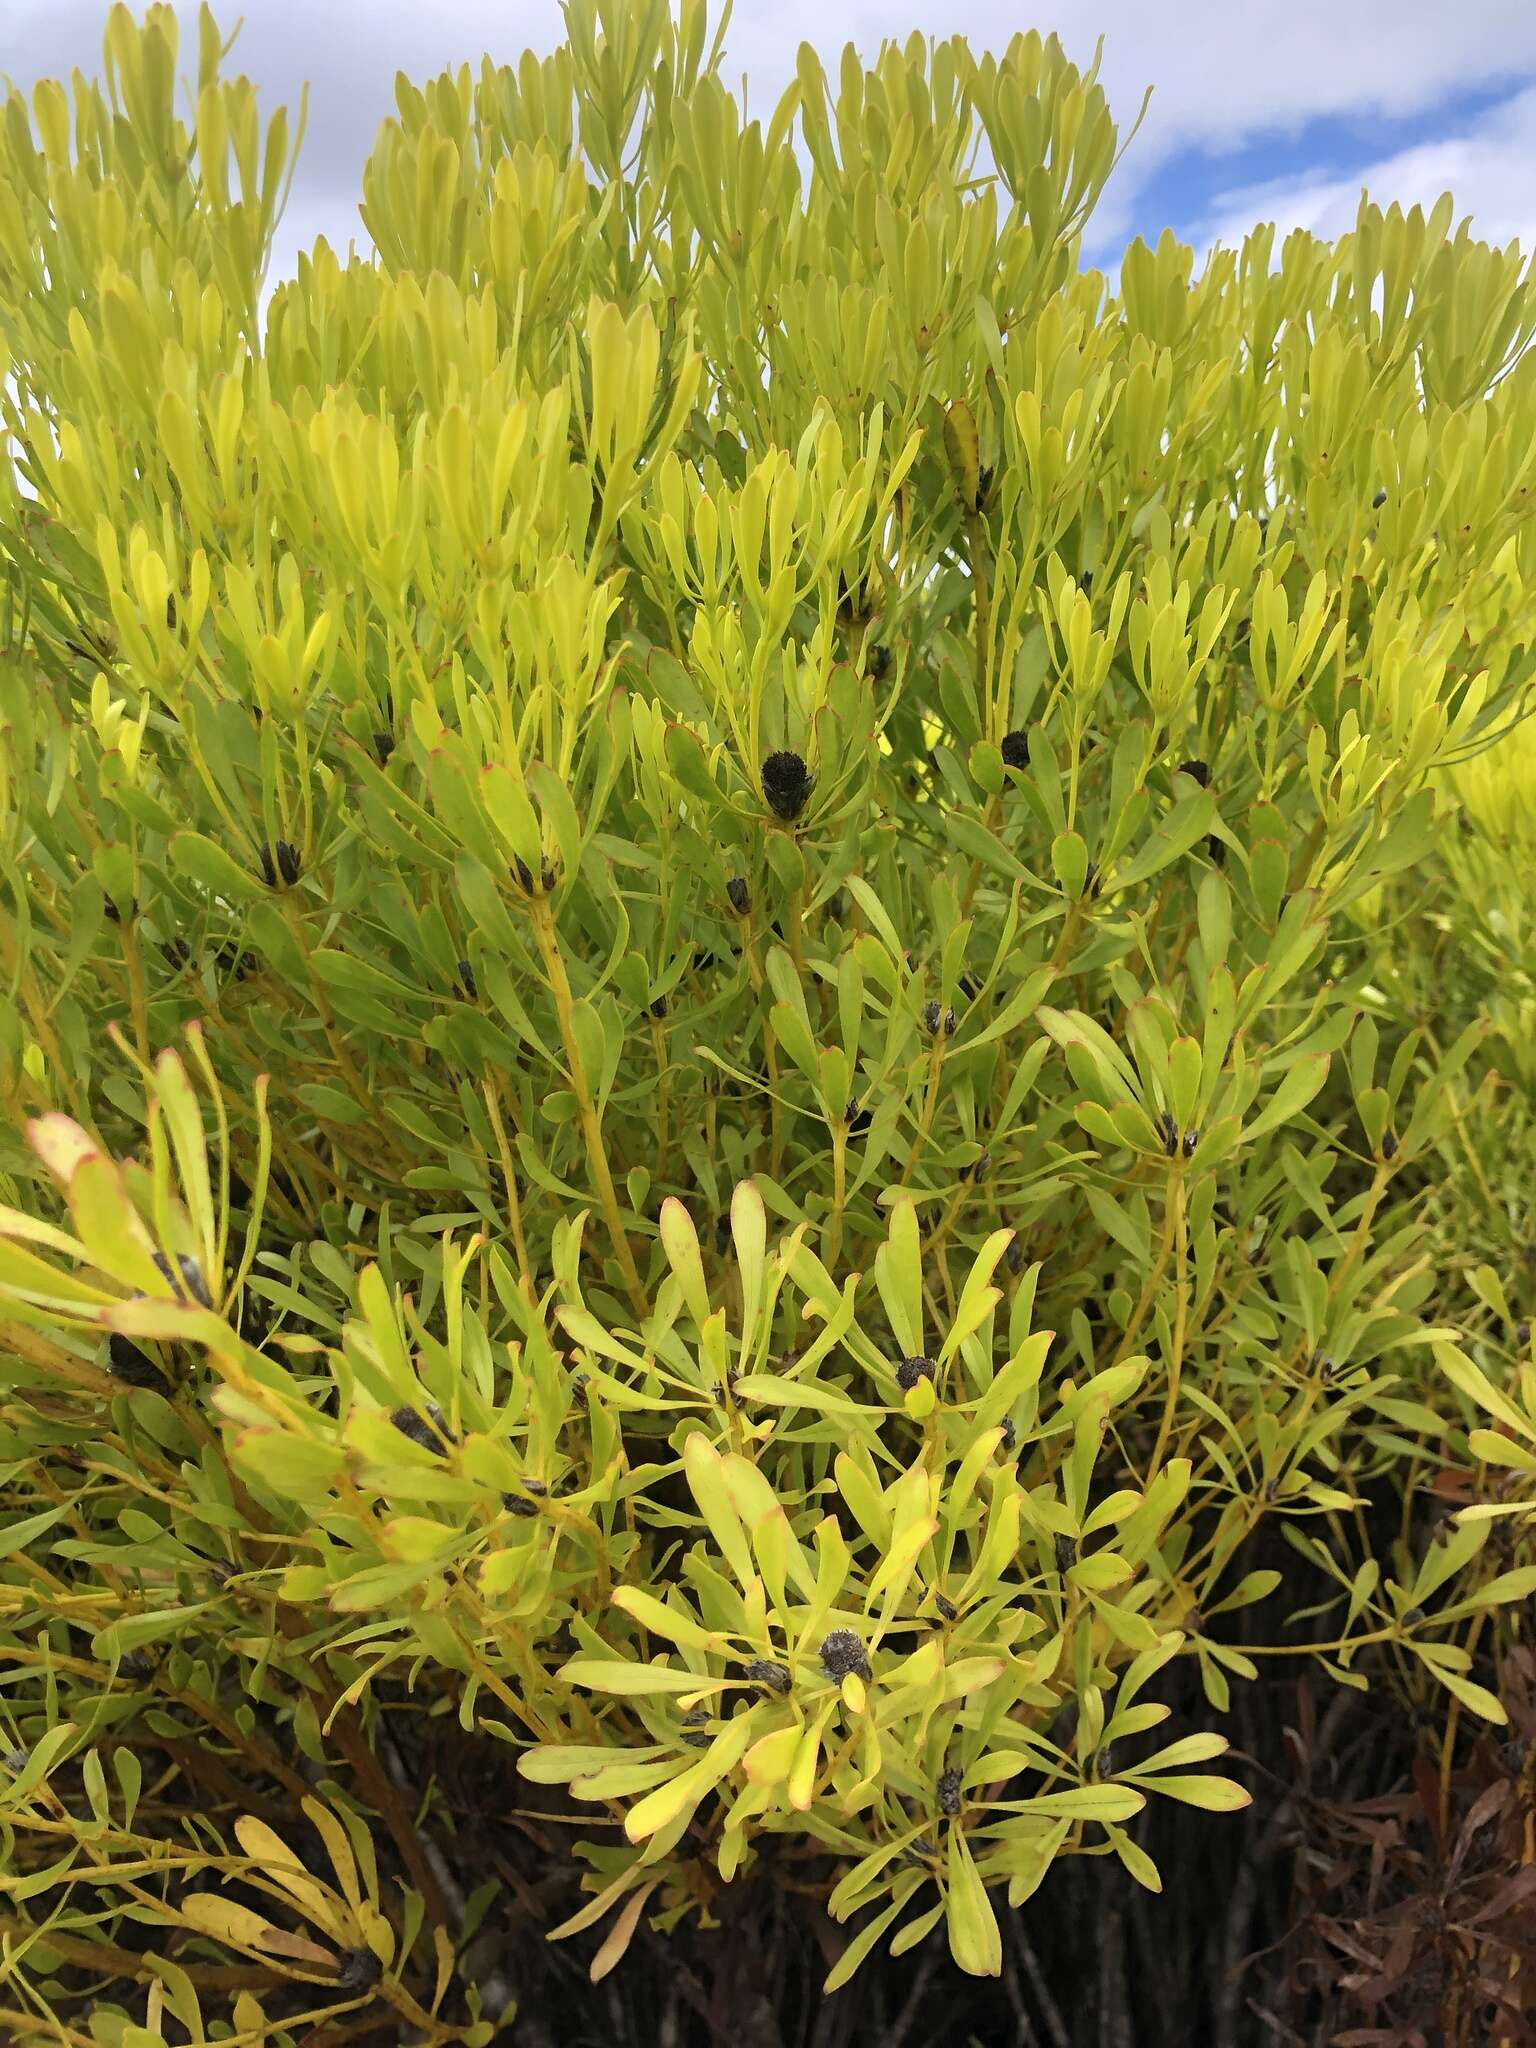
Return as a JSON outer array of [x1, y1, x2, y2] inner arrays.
[[744, 1658, 792, 1695], [152, 1251, 213, 1309], [391, 1404, 455, 1454], [108, 1334, 167, 1391], [937, 1767, 963, 1816], [1000, 729, 1030, 770], [335, 1947, 382, 1995], [896, 1355, 935, 1391], [762, 749, 813, 821], [819, 1628, 870, 1682]]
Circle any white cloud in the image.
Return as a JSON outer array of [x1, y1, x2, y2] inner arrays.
[[1189, 82, 1536, 255]]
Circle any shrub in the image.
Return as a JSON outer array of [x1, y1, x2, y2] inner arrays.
[[1, 2, 1535, 2039]]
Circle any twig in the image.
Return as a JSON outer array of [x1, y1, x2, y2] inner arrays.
[[1008, 1912, 1070, 2048]]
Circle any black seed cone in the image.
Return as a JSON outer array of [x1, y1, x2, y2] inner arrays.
[[897, 1355, 935, 1390], [745, 1658, 792, 1695], [391, 1403, 456, 1454], [1179, 758, 1211, 788], [258, 840, 301, 888], [820, 1629, 870, 1681], [152, 1251, 213, 1308], [335, 1948, 382, 1995], [1000, 729, 1030, 770], [726, 876, 751, 915], [108, 1334, 168, 1391], [762, 749, 813, 821]]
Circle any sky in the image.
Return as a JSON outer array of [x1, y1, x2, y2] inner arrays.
[[1, 0, 1534, 283]]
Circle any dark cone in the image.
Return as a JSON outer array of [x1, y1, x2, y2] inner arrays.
[[152, 1252, 213, 1308], [744, 1658, 792, 1695], [762, 750, 813, 821], [819, 1628, 871, 1682], [108, 1334, 169, 1391], [335, 1948, 382, 1996], [391, 1404, 456, 1454]]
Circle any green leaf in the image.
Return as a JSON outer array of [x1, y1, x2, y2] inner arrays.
[[557, 1658, 713, 1697], [944, 1824, 1001, 1977], [169, 830, 265, 905]]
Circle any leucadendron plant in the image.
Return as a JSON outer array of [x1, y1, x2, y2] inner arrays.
[[1, 2, 1535, 2039]]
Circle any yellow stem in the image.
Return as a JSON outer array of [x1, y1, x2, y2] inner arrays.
[[529, 897, 649, 1323], [482, 1078, 534, 1300]]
